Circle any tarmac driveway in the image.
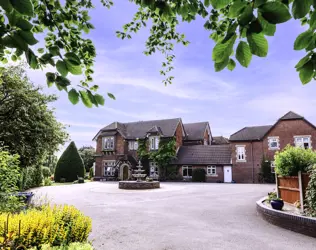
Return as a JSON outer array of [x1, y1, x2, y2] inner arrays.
[[34, 182, 315, 250]]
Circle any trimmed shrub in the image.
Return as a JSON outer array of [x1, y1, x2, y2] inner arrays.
[[89, 167, 94, 179], [0, 205, 92, 249], [0, 150, 23, 212], [275, 145, 316, 176], [192, 168, 206, 182], [42, 166, 51, 178], [259, 156, 275, 183], [54, 142, 85, 182], [44, 178, 52, 186]]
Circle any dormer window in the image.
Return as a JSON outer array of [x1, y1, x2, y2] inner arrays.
[[149, 136, 159, 150], [103, 136, 114, 150], [128, 141, 138, 150]]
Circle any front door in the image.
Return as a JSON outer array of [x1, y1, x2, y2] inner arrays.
[[224, 166, 232, 183], [123, 165, 129, 180]]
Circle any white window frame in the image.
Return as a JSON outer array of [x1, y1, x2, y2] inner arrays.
[[271, 161, 275, 174], [236, 145, 246, 162], [207, 166, 217, 176], [268, 136, 280, 150], [149, 136, 159, 150], [103, 160, 116, 176], [182, 165, 192, 178], [128, 141, 138, 151], [294, 135, 312, 149], [103, 136, 115, 150], [149, 162, 159, 178]]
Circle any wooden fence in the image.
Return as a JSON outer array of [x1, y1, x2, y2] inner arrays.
[[276, 172, 310, 211]]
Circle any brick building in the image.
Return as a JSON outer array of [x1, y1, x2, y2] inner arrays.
[[92, 118, 231, 182], [229, 111, 316, 183]]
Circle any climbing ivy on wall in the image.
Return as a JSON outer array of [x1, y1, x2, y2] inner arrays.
[[137, 137, 177, 177]]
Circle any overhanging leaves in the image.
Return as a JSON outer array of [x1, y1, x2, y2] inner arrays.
[[236, 41, 252, 67], [294, 30, 313, 50], [259, 1, 292, 24], [9, 0, 34, 17], [292, 0, 311, 19], [68, 89, 79, 105], [299, 61, 314, 84], [247, 33, 268, 57]]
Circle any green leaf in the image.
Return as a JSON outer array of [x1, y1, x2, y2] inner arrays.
[[16, 19, 33, 31], [295, 54, 311, 69], [204, 0, 211, 7], [2, 32, 28, 51], [65, 59, 82, 75], [94, 94, 105, 105], [107, 93, 116, 100], [9, 0, 34, 17], [212, 34, 236, 63], [17, 30, 38, 45], [259, 1, 292, 24], [214, 57, 229, 72], [210, 0, 232, 9], [37, 48, 44, 54], [247, 33, 268, 57], [254, 0, 267, 8], [79, 91, 93, 108], [46, 72, 55, 87], [294, 30, 313, 50], [11, 54, 17, 61], [56, 60, 68, 77], [64, 52, 81, 65], [248, 19, 263, 34], [0, 0, 13, 12], [292, 0, 311, 19], [299, 61, 314, 84], [25, 49, 37, 69], [55, 75, 70, 88], [68, 89, 79, 105], [258, 14, 276, 36], [49, 46, 60, 56], [236, 41, 252, 67], [310, 11, 316, 29], [238, 5, 254, 26], [227, 59, 236, 71], [228, 0, 247, 18]]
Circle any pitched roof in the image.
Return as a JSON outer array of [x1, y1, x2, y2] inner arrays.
[[212, 136, 229, 145], [95, 118, 181, 140], [229, 125, 273, 141], [184, 122, 208, 140], [173, 145, 231, 165], [279, 111, 303, 120]]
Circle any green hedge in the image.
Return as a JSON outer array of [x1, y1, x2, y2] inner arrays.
[[55, 142, 85, 182], [192, 168, 206, 182], [275, 145, 316, 176]]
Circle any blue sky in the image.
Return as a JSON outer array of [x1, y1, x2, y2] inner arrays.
[[27, 1, 316, 152]]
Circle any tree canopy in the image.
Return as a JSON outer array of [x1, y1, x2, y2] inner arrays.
[[0, 65, 68, 167], [78, 146, 95, 172], [0, 0, 314, 107]]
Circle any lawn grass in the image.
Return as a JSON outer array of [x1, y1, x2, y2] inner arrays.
[[51, 180, 91, 186]]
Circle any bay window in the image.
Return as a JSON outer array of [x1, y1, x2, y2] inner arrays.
[[103, 136, 114, 150], [103, 160, 116, 176]]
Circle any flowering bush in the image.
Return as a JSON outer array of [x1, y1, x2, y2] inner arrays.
[[305, 165, 316, 217], [0, 205, 92, 249], [274, 145, 316, 176]]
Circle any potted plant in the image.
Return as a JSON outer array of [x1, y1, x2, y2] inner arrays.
[[271, 198, 284, 210]]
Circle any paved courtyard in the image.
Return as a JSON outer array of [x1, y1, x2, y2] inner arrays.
[[34, 182, 315, 250]]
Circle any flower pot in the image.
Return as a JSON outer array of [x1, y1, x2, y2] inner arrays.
[[271, 199, 284, 210]]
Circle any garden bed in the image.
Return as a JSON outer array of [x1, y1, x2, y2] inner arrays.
[[257, 197, 316, 238]]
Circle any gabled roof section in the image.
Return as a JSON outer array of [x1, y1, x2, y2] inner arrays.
[[229, 125, 273, 141], [147, 125, 163, 135], [93, 118, 181, 140], [212, 136, 229, 145], [184, 122, 209, 141], [173, 145, 232, 165], [279, 111, 304, 121]]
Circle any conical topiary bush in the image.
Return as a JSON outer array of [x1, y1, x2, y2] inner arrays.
[[54, 141, 85, 182]]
